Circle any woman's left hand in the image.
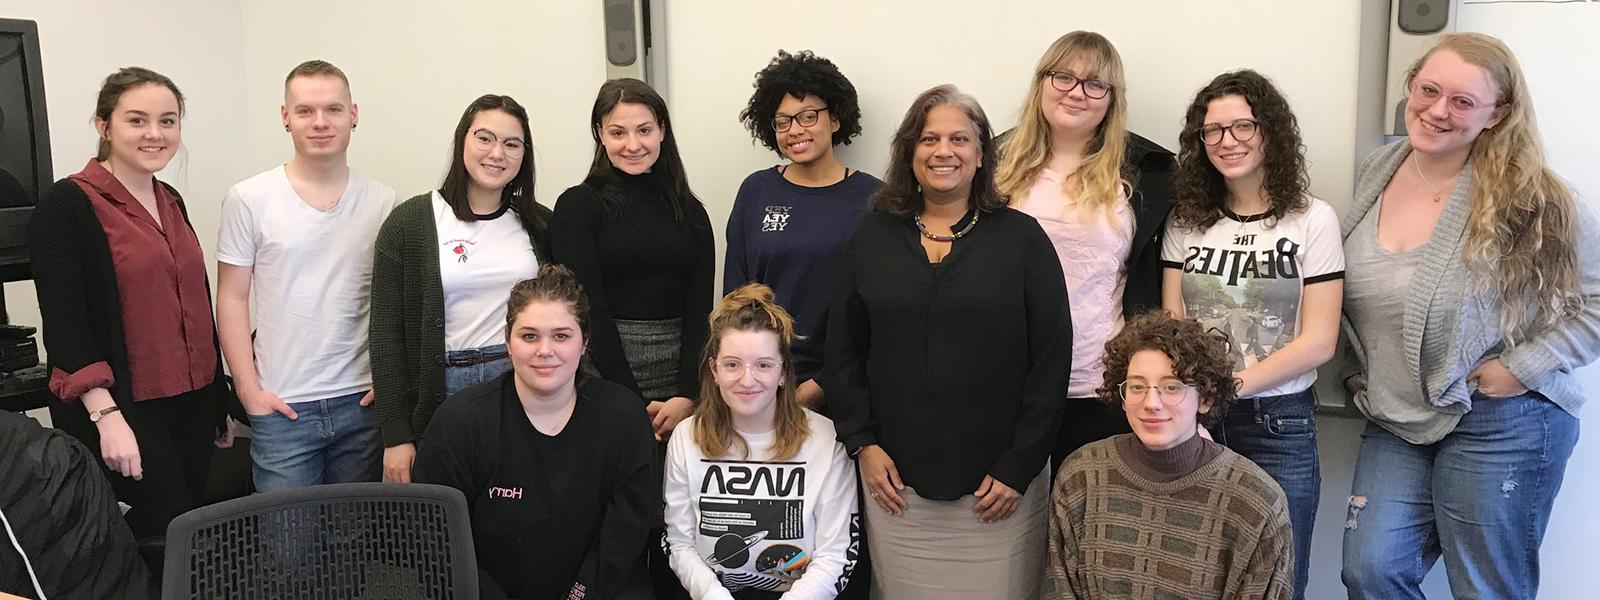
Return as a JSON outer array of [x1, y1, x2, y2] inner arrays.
[[973, 475, 1022, 523], [647, 396, 695, 440], [1468, 358, 1529, 398]]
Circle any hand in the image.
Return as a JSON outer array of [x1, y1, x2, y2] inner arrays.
[[214, 418, 237, 449], [96, 412, 143, 480], [1344, 374, 1366, 396], [973, 475, 1022, 523], [384, 443, 416, 483], [359, 389, 375, 407], [795, 379, 824, 409], [241, 387, 298, 419], [1469, 358, 1528, 398], [857, 445, 907, 516], [647, 396, 695, 440]]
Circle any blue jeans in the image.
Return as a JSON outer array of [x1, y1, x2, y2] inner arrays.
[[444, 344, 511, 397], [1215, 389, 1319, 600], [248, 391, 381, 493], [1342, 391, 1579, 600]]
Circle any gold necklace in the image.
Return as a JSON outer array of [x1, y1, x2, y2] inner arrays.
[[1412, 156, 1453, 203]]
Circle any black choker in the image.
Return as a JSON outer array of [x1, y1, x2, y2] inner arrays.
[[915, 211, 979, 242]]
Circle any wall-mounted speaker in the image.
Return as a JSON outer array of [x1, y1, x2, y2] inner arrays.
[[1384, 0, 1460, 136]]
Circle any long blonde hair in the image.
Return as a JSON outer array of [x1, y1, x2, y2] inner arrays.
[[995, 31, 1129, 215], [1408, 33, 1582, 341], [692, 284, 810, 461]]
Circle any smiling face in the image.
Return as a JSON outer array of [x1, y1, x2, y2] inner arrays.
[[1202, 94, 1266, 184], [507, 299, 587, 398], [598, 101, 663, 175], [1122, 349, 1210, 451], [282, 74, 356, 160], [911, 104, 982, 203], [96, 83, 181, 176], [1039, 55, 1112, 141], [1405, 49, 1506, 159], [774, 94, 839, 167], [463, 108, 525, 196], [712, 329, 784, 432]]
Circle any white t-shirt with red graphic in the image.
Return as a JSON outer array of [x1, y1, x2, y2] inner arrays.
[[433, 191, 539, 350]]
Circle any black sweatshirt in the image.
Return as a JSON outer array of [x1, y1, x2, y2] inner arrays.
[[549, 172, 715, 400], [412, 373, 656, 600], [823, 207, 1073, 500]]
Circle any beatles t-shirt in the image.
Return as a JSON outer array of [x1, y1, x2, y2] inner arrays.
[[1160, 198, 1344, 397]]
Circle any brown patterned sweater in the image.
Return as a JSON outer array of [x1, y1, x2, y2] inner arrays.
[[1045, 435, 1294, 600]]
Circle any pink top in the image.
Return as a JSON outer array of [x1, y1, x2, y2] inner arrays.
[[1014, 168, 1132, 397]]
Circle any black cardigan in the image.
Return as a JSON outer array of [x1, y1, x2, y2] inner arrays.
[[823, 207, 1073, 500], [1120, 132, 1177, 317], [371, 192, 553, 448], [29, 178, 238, 430]]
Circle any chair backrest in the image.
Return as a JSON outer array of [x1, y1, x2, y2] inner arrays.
[[163, 482, 478, 600]]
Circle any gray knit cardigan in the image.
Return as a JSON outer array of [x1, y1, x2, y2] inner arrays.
[[1340, 139, 1600, 443]]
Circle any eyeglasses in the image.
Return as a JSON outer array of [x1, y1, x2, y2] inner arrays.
[[470, 128, 527, 157], [1199, 119, 1261, 146], [1407, 80, 1498, 118], [1042, 71, 1112, 99], [1118, 380, 1193, 406], [712, 357, 783, 379], [773, 108, 829, 133]]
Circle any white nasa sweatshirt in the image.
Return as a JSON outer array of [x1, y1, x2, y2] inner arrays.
[[663, 410, 860, 600]]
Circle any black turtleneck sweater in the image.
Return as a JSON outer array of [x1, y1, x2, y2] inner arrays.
[[1113, 432, 1226, 483], [550, 171, 714, 400]]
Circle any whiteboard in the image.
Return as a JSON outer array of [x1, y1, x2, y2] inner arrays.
[[1457, 3, 1600, 599]]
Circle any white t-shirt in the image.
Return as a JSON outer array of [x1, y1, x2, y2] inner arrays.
[[664, 410, 860, 600], [1160, 197, 1344, 398], [433, 192, 539, 350], [1013, 168, 1133, 397], [217, 166, 397, 404]]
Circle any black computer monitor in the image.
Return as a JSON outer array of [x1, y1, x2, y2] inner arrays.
[[0, 18, 49, 284]]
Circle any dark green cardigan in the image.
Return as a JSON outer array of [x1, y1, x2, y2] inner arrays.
[[371, 192, 552, 447]]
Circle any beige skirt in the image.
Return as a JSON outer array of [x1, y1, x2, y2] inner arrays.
[[864, 466, 1049, 600]]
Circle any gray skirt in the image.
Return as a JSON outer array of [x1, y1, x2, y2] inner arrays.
[[615, 317, 682, 401], [864, 466, 1050, 600]]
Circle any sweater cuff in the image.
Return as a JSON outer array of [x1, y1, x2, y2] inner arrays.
[[379, 417, 418, 448], [1500, 342, 1560, 391], [49, 362, 114, 403], [841, 431, 877, 456]]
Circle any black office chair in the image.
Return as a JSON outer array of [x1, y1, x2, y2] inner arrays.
[[162, 482, 478, 600]]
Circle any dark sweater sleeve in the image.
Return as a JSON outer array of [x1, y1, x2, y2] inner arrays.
[[551, 187, 641, 395], [822, 228, 877, 453], [410, 402, 511, 599], [29, 183, 115, 404], [371, 201, 417, 447], [722, 179, 752, 295], [675, 203, 715, 399], [989, 222, 1073, 493], [573, 396, 656, 599]]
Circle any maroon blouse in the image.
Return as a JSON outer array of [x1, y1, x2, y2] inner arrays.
[[56, 160, 216, 401]]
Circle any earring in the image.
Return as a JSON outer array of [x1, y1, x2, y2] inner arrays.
[[352, 123, 357, 130], [284, 125, 290, 132]]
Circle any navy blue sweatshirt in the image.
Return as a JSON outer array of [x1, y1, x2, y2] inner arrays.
[[723, 167, 880, 383]]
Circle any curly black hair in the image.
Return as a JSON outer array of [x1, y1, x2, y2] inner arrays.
[[1095, 311, 1237, 428], [1170, 69, 1310, 231], [738, 50, 863, 155]]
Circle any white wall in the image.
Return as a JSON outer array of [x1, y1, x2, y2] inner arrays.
[[235, 0, 610, 209], [5, 0, 252, 335]]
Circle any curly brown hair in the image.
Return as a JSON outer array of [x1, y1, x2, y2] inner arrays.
[[1170, 70, 1309, 231], [1095, 311, 1236, 427], [738, 50, 863, 155]]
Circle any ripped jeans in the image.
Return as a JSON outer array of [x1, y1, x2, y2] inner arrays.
[[1341, 391, 1579, 600]]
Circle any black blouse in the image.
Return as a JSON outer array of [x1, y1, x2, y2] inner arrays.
[[823, 206, 1073, 500]]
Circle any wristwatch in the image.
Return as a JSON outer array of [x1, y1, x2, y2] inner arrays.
[[88, 405, 122, 423]]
